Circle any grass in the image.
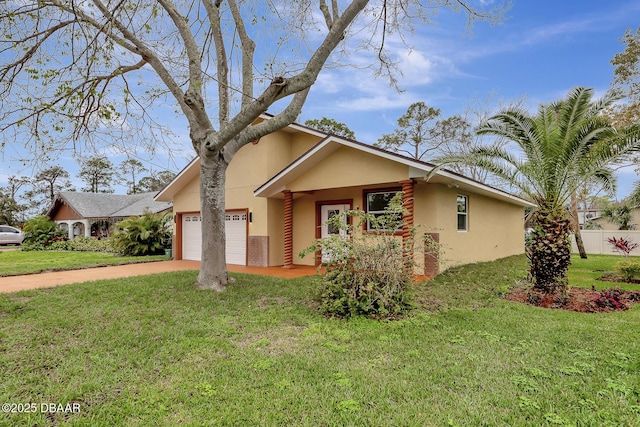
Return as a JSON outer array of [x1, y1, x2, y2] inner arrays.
[[0, 250, 168, 277], [568, 254, 640, 291], [1, 254, 639, 426]]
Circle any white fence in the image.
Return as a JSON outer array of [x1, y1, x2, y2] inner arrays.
[[571, 230, 640, 256]]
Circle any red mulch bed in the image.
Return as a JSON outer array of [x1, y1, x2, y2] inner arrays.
[[505, 276, 640, 313]]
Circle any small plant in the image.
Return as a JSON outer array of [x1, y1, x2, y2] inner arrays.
[[615, 260, 640, 282], [21, 215, 67, 250], [592, 288, 626, 310], [526, 290, 542, 305], [606, 236, 639, 258], [112, 212, 172, 256]]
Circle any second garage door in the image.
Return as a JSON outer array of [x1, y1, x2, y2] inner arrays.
[[182, 211, 247, 265]]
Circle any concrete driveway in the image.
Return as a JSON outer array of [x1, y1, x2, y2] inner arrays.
[[0, 261, 318, 293]]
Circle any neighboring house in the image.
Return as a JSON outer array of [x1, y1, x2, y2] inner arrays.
[[577, 209, 605, 229], [47, 192, 173, 239], [591, 208, 640, 231], [155, 117, 534, 276]]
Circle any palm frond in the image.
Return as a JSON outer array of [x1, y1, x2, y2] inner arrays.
[[432, 87, 640, 218], [629, 181, 640, 208]]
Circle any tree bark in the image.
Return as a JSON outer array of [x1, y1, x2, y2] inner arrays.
[[197, 151, 230, 291], [528, 207, 572, 295], [570, 192, 588, 259]]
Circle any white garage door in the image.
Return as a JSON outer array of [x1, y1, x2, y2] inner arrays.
[[182, 211, 247, 265]]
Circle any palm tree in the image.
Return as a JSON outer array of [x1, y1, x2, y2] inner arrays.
[[600, 204, 637, 230], [430, 87, 640, 295], [630, 181, 640, 208]]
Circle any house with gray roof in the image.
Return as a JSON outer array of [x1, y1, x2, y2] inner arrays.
[[47, 192, 172, 239]]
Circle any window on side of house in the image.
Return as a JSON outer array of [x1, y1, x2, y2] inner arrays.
[[457, 195, 468, 231], [364, 189, 402, 231]]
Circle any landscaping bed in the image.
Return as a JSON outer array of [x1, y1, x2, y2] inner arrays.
[[505, 285, 640, 313], [504, 254, 640, 313]]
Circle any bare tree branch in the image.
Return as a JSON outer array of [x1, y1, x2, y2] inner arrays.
[[227, 0, 255, 110]]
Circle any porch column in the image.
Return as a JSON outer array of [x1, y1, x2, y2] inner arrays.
[[283, 190, 294, 269], [66, 221, 73, 240], [83, 220, 91, 237], [400, 179, 415, 243], [400, 179, 415, 269]]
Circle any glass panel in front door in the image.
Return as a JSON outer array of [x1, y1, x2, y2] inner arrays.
[[321, 204, 349, 263]]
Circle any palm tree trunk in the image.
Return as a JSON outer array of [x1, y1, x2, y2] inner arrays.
[[527, 206, 572, 295], [570, 192, 587, 259]]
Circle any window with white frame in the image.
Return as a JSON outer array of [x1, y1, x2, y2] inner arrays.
[[365, 189, 401, 231], [457, 195, 468, 231]]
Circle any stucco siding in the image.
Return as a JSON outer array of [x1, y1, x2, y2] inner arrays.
[[288, 147, 409, 193], [267, 198, 285, 266], [413, 182, 439, 229], [290, 132, 323, 159], [432, 185, 525, 269], [172, 175, 201, 214]]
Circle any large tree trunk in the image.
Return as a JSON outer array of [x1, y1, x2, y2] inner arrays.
[[197, 152, 230, 291], [570, 192, 587, 259], [527, 207, 572, 295]]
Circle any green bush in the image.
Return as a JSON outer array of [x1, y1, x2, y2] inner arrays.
[[300, 193, 422, 319], [21, 215, 67, 251], [49, 236, 116, 253], [113, 212, 171, 256], [615, 260, 640, 282], [48, 240, 71, 251]]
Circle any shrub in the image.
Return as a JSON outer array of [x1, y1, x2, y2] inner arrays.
[[607, 236, 639, 258], [592, 288, 626, 310], [300, 193, 424, 319], [48, 240, 72, 251], [49, 236, 117, 253], [113, 212, 171, 256], [21, 215, 67, 251], [615, 260, 640, 282]]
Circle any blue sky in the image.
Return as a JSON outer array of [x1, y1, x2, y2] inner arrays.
[[1, 0, 638, 200], [299, 0, 640, 200]]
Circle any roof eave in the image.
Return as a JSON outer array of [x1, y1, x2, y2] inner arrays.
[[155, 157, 200, 202]]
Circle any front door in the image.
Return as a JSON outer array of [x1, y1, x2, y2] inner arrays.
[[320, 204, 350, 263]]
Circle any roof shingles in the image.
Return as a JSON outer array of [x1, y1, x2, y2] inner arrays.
[[50, 192, 172, 219]]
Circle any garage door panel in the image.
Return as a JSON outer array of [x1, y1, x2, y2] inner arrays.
[[182, 215, 202, 261], [224, 212, 247, 265], [182, 211, 246, 265]]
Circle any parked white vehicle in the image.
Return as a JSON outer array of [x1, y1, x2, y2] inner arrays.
[[0, 225, 24, 245]]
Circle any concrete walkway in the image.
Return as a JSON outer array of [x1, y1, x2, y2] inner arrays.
[[0, 261, 318, 293]]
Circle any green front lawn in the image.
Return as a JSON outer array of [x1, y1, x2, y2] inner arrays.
[[568, 254, 640, 291], [1, 254, 639, 425], [0, 250, 168, 277]]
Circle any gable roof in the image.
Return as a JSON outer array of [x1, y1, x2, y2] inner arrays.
[[154, 157, 199, 202], [253, 135, 534, 207], [155, 118, 534, 208], [48, 192, 173, 219]]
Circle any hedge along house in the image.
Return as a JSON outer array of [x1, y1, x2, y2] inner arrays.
[[47, 192, 173, 240], [155, 116, 534, 276]]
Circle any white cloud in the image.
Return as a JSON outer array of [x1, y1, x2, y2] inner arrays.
[[336, 93, 420, 112]]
